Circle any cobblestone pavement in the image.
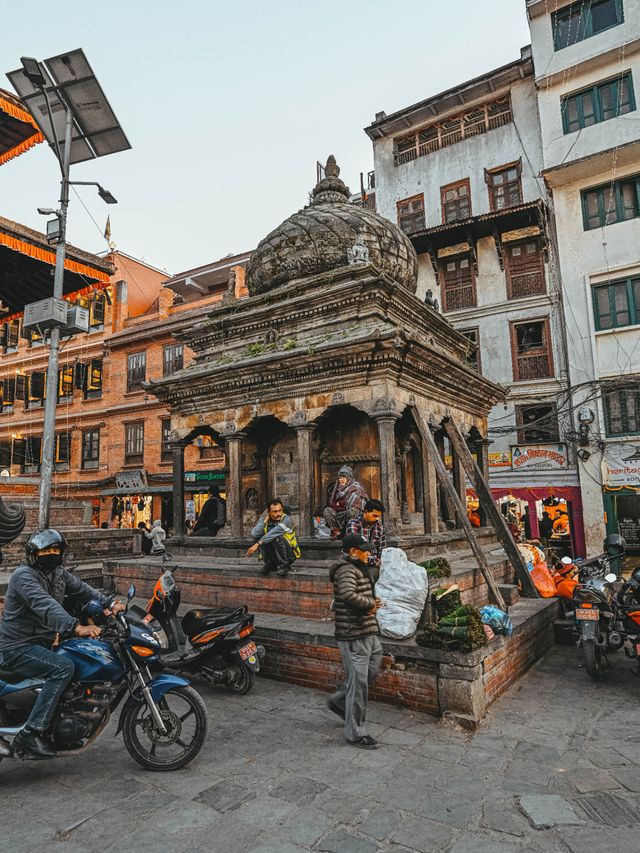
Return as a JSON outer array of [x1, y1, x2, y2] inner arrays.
[[3, 644, 640, 852]]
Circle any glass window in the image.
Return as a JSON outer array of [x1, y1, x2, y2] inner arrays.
[[562, 72, 635, 133], [441, 180, 471, 223], [582, 176, 640, 229], [125, 422, 144, 462], [161, 419, 172, 461], [553, 0, 623, 51], [487, 162, 522, 211], [605, 386, 640, 435], [593, 276, 640, 330], [82, 429, 100, 469], [163, 343, 184, 376], [127, 352, 146, 391], [397, 195, 425, 234]]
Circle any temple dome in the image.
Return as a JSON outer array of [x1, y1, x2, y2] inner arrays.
[[246, 155, 419, 295]]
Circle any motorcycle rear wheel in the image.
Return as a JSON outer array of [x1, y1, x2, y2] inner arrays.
[[225, 662, 255, 695], [584, 639, 602, 680], [122, 685, 208, 771]]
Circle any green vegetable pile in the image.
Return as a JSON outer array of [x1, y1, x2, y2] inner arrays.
[[419, 557, 451, 579], [416, 588, 486, 653]]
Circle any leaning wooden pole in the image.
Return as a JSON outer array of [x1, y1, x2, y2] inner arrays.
[[442, 418, 539, 599], [415, 413, 507, 611]]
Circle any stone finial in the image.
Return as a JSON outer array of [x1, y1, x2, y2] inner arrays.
[[312, 155, 351, 205], [325, 155, 340, 178]]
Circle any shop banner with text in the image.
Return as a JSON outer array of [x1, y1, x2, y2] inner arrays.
[[511, 444, 568, 471]]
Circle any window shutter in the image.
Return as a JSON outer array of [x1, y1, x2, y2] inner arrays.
[[0, 324, 6, 349], [88, 359, 103, 390], [0, 440, 11, 468], [30, 371, 45, 399], [12, 438, 26, 466], [7, 321, 19, 348], [15, 374, 25, 400], [4, 377, 15, 404], [91, 294, 105, 325], [74, 362, 88, 390], [56, 433, 71, 463]]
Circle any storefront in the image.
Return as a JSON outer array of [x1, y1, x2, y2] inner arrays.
[[101, 469, 166, 530], [603, 443, 640, 556], [184, 470, 226, 529]]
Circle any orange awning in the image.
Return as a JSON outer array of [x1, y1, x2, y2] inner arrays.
[[0, 92, 44, 166]]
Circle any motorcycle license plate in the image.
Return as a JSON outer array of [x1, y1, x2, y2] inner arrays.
[[636, 643, 640, 656], [239, 641, 257, 660], [576, 609, 599, 621]]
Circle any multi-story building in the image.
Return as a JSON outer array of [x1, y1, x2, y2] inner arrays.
[[0, 217, 250, 530], [527, 0, 640, 553], [365, 48, 585, 553]]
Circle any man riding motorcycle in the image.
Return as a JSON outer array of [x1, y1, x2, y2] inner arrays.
[[0, 529, 123, 759]]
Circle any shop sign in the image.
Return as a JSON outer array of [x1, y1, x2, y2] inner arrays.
[[511, 444, 567, 471], [185, 470, 225, 482], [115, 469, 148, 491], [489, 451, 512, 468], [604, 443, 640, 486]]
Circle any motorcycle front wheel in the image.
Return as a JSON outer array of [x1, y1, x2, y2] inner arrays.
[[225, 661, 255, 695], [584, 639, 603, 680], [122, 685, 208, 771]]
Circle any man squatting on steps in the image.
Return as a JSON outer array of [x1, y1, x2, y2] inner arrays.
[[246, 498, 301, 577], [327, 532, 383, 750]]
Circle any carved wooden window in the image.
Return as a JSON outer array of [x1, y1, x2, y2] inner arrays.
[[459, 327, 480, 372], [486, 160, 523, 211], [163, 343, 184, 376], [82, 428, 100, 469], [124, 421, 144, 464], [441, 179, 471, 224], [161, 419, 172, 462], [505, 239, 546, 299], [440, 255, 476, 311], [397, 194, 425, 235], [127, 351, 146, 391], [510, 318, 554, 381], [516, 404, 559, 443]]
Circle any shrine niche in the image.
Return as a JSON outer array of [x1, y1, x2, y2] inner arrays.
[[148, 155, 504, 541]]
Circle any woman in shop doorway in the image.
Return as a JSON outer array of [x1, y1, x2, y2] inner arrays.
[[191, 486, 227, 537], [138, 521, 153, 555]]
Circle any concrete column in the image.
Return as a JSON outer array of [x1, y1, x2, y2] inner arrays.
[[171, 443, 186, 539], [422, 425, 439, 534], [375, 414, 400, 536], [295, 424, 315, 538], [225, 434, 245, 539]]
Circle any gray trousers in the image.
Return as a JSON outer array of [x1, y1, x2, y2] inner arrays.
[[329, 635, 383, 741]]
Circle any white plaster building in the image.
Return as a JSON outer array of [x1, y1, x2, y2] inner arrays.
[[527, 0, 640, 554], [365, 49, 586, 554]]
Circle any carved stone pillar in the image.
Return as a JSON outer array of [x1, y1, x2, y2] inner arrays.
[[374, 414, 400, 536], [422, 424, 439, 535], [398, 441, 411, 524], [475, 437, 491, 527], [295, 423, 315, 538], [225, 433, 245, 539], [171, 443, 186, 540], [452, 443, 466, 528]]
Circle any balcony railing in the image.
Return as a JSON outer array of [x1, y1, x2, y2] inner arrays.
[[394, 96, 512, 166], [516, 352, 551, 381]]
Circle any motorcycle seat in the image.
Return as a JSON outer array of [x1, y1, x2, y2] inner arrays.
[[0, 668, 27, 684], [182, 605, 248, 634]]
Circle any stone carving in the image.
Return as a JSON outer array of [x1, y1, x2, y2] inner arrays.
[[347, 234, 370, 265], [424, 289, 440, 312], [293, 410, 307, 424], [168, 429, 180, 442], [373, 397, 396, 415], [197, 414, 207, 425], [331, 391, 345, 406], [245, 488, 260, 510], [265, 328, 277, 345], [224, 420, 236, 434], [223, 269, 237, 303]]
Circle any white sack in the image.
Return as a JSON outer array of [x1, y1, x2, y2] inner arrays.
[[375, 547, 429, 640]]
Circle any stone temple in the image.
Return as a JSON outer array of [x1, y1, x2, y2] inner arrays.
[[107, 157, 560, 726], [149, 156, 503, 539]]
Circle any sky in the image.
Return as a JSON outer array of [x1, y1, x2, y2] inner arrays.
[[1, 0, 531, 276]]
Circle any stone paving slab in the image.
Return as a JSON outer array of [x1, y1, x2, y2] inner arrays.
[[2, 645, 640, 851]]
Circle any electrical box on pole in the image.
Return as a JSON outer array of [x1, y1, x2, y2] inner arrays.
[[23, 297, 68, 332]]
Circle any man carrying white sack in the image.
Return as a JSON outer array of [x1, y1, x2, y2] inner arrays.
[[375, 547, 429, 640]]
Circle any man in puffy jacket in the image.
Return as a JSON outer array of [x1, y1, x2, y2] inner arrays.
[[0, 529, 122, 759], [327, 532, 383, 750]]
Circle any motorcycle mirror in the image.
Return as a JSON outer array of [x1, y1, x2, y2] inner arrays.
[[127, 584, 136, 601], [605, 573, 618, 583]]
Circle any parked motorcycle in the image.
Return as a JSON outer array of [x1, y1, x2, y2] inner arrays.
[[133, 567, 264, 695], [0, 585, 208, 770]]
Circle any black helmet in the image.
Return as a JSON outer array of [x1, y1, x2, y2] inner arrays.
[[604, 533, 626, 558], [631, 567, 640, 585], [25, 528, 68, 567]]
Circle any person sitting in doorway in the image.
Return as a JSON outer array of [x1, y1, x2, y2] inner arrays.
[[323, 466, 368, 540], [344, 499, 386, 575], [191, 486, 227, 537], [539, 511, 554, 540], [147, 519, 166, 554], [246, 499, 301, 577], [552, 511, 570, 537], [138, 521, 153, 555]]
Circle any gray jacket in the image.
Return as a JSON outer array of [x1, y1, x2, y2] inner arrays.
[[0, 563, 108, 652], [250, 514, 295, 545]]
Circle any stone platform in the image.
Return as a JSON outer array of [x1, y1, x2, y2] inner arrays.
[[103, 530, 559, 728]]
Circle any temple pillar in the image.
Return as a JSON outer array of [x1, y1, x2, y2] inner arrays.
[[374, 414, 400, 536], [295, 423, 315, 538], [475, 437, 491, 527], [225, 433, 245, 539], [422, 425, 439, 534], [452, 440, 467, 527], [171, 442, 186, 540]]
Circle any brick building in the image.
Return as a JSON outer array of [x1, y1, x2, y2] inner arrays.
[[0, 220, 249, 530]]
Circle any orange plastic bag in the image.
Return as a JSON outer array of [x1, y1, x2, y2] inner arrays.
[[531, 563, 558, 598]]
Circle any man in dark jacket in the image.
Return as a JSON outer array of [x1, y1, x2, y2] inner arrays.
[[191, 486, 227, 537], [327, 532, 383, 750], [0, 529, 122, 758]]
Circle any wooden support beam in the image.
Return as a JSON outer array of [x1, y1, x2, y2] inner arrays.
[[415, 413, 506, 610], [442, 418, 539, 599]]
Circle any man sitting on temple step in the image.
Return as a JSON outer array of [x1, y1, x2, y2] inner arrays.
[[246, 498, 301, 577], [344, 499, 386, 579], [323, 465, 369, 540]]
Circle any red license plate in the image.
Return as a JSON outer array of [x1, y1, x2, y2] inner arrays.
[[239, 641, 257, 660], [635, 643, 640, 656], [576, 608, 599, 621]]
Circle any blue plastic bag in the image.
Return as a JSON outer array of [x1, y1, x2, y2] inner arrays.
[[479, 605, 513, 637]]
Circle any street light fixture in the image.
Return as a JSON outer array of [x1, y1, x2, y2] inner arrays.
[[6, 48, 129, 530]]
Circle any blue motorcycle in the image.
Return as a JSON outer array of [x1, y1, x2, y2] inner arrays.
[[0, 585, 208, 770]]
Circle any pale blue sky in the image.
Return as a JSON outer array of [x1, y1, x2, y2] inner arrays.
[[1, 0, 530, 275]]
